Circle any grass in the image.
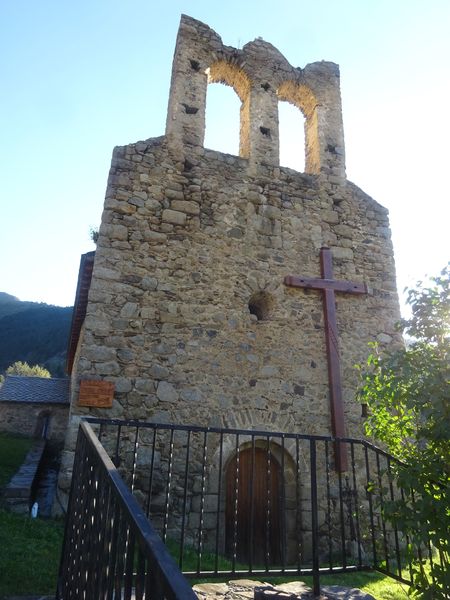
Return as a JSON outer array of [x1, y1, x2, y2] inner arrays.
[[266, 571, 410, 599], [0, 431, 34, 487], [0, 509, 64, 596], [0, 431, 64, 596], [166, 538, 238, 572], [164, 540, 411, 599]]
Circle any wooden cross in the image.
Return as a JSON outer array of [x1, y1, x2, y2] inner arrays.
[[284, 247, 370, 472]]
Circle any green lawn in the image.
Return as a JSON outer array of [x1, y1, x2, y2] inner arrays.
[[0, 431, 65, 596], [0, 431, 34, 487], [0, 509, 64, 596]]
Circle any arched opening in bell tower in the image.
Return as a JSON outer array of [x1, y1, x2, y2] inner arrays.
[[205, 60, 251, 158], [278, 100, 306, 172], [277, 81, 321, 175], [204, 81, 241, 156]]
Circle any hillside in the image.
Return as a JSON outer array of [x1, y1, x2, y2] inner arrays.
[[0, 292, 37, 319], [0, 294, 73, 377]]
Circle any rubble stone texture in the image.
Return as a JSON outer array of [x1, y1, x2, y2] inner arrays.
[[59, 15, 401, 501], [193, 580, 376, 599]]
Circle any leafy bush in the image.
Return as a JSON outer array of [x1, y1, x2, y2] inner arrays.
[[358, 265, 450, 598], [6, 360, 51, 378]]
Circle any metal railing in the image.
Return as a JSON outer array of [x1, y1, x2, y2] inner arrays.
[[56, 421, 197, 599], [58, 417, 444, 597]]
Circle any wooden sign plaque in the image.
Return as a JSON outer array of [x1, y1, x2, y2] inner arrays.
[[78, 380, 115, 408]]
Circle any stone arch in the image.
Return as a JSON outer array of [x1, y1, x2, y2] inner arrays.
[[222, 407, 295, 434], [206, 60, 252, 158], [277, 81, 320, 174]]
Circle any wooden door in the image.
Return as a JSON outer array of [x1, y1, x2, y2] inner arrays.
[[225, 447, 281, 565]]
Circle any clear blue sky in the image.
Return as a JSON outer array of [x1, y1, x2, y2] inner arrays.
[[1, 1, 449, 310]]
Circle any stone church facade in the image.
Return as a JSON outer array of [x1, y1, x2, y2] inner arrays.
[[59, 15, 400, 506]]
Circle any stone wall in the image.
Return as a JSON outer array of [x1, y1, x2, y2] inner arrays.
[[59, 15, 401, 531], [0, 402, 69, 442], [67, 141, 400, 422], [59, 142, 400, 494]]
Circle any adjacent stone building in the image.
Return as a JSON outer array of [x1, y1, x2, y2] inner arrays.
[[0, 376, 70, 442], [58, 15, 401, 558]]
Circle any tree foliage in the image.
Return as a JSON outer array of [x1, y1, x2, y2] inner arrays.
[[89, 226, 99, 244], [358, 265, 450, 598], [6, 361, 51, 378]]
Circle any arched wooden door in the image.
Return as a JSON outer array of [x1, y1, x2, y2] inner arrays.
[[225, 447, 281, 565]]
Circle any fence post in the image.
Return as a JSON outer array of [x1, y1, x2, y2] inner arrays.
[[310, 439, 320, 597]]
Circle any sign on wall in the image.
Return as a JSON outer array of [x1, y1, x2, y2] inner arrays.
[[78, 380, 115, 408]]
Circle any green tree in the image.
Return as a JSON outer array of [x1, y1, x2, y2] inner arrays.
[[358, 265, 449, 598], [6, 361, 51, 378], [89, 226, 99, 244]]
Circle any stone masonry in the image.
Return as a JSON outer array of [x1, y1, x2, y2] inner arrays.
[[59, 15, 401, 511]]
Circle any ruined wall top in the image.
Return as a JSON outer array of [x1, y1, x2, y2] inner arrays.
[[166, 15, 346, 179]]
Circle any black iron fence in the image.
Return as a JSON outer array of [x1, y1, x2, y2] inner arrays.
[[58, 418, 444, 597], [56, 421, 197, 600]]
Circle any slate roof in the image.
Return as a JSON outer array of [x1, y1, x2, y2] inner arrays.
[[0, 376, 70, 405]]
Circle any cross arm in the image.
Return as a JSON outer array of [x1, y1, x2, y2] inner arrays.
[[284, 275, 371, 295]]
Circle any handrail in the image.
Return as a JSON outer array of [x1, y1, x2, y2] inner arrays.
[[57, 421, 197, 600], [83, 416, 405, 463]]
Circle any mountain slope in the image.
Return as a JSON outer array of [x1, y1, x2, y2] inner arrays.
[[0, 295, 73, 377], [0, 292, 37, 319]]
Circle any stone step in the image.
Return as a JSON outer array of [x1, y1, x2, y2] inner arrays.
[[193, 580, 376, 599]]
